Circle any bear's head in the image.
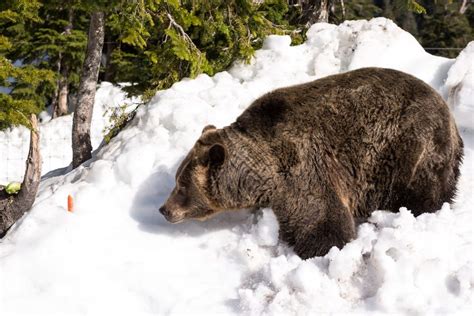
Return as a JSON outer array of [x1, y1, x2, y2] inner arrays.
[[159, 125, 228, 223]]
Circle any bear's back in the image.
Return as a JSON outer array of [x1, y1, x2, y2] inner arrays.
[[233, 67, 450, 155]]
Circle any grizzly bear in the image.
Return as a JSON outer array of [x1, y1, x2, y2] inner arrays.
[[159, 67, 463, 259]]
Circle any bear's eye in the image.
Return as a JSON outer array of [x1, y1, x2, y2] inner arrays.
[[175, 187, 188, 205], [176, 185, 187, 196]]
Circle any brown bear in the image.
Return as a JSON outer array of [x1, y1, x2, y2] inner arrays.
[[159, 67, 464, 259]]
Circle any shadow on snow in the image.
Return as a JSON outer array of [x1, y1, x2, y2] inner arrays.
[[129, 164, 251, 238]]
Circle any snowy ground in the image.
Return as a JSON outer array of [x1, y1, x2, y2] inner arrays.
[[0, 18, 473, 315]]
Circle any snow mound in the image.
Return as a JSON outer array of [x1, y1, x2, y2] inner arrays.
[[239, 205, 472, 315], [0, 18, 473, 315], [445, 42, 474, 130]]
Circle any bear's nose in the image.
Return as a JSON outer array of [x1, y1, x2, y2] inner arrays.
[[159, 206, 169, 216]]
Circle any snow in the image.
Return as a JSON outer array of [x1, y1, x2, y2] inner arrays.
[[0, 18, 473, 315], [237, 204, 473, 315], [445, 42, 474, 130]]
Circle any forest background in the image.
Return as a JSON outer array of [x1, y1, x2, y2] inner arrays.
[[1, 0, 473, 130]]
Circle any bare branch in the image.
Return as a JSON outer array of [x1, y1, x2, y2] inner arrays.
[[166, 13, 196, 46]]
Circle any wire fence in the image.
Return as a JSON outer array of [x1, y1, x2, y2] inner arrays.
[[0, 117, 105, 184], [2, 136, 71, 183], [1, 81, 139, 184]]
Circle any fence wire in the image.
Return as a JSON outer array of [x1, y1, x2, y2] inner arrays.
[[0, 117, 104, 184]]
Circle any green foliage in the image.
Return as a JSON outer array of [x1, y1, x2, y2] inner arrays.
[[25, 1, 90, 94], [107, 0, 153, 49], [404, 0, 427, 14], [108, 0, 298, 100], [30, 23, 88, 91], [5, 182, 21, 194], [1, 0, 472, 131], [417, 0, 474, 58], [0, 0, 56, 129], [102, 104, 138, 143], [0, 1, 42, 23]]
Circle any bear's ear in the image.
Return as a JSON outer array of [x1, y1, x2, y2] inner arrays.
[[208, 143, 226, 167], [202, 125, 216, 134]]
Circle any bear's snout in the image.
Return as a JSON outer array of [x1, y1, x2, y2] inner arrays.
[[159, 204, 185, 224], [159, 205, 168, 216]]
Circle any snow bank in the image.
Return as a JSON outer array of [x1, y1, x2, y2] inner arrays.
[[0, 18, 473, 315], [239, 204, 473, 315], [445, 42, 474, 130], [0, 82, 138, 183]]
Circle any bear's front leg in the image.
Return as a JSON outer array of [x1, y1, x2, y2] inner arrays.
[[277, 189, 356, 260], [294, 212, 355, 259]]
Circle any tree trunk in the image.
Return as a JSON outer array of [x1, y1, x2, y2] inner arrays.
[[55, 62, 69, 117], [339, 0, 345, 18], [0, 114, 41, 237], [316, 0, 330, 23], [72, 11, 105, 168], [53, 8, 73, 118], [50, 57, 60, 117], [460, 0, 469, 14], [295, 0, 334, 26]]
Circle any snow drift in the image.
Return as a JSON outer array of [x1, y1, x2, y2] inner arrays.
[[0, 18, 473, 315]]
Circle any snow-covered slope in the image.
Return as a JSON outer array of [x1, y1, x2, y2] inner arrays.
[[0, 18, 473, 315]]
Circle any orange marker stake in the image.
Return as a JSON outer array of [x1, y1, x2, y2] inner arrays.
[[67, 195, 74, 213]]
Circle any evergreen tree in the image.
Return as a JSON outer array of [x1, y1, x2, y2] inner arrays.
[[0, 0, 55, 129], [333, 0, 382, 21], [417, 0, 473, 58], [31, 0, 88, 117], [107, 0, 297, 100], [2, 0, 471, 133]]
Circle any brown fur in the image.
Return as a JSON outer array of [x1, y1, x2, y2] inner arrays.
[[160, 67, 464, 259]]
